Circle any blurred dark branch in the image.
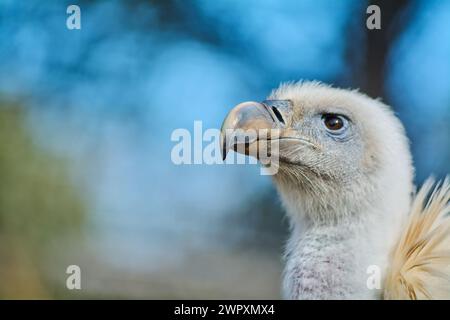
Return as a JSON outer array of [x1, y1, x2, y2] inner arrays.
[[348, 0, 413, 100], [365, 0, 412, 98]]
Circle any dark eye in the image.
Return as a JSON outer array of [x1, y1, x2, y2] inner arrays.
[[322, 114, 345, 131]]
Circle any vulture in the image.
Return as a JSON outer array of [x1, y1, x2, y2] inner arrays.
[[220, 81, 450, 299]]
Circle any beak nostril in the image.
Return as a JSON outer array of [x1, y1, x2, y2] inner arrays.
[[271, 106, 285, 124]]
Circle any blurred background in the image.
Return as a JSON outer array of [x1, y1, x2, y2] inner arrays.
[[0, 0, 448, 299]]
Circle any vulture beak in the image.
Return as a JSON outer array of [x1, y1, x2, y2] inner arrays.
[[220, 100, 293, 161]]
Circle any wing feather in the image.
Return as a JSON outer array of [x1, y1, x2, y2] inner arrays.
[[384, 177, 450, 300]]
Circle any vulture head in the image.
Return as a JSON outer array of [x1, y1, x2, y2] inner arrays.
[[221, 81, 413, 223], [221, 82, 450, 300]]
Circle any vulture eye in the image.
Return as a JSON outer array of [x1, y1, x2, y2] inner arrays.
[[322, 114, 346, 132]]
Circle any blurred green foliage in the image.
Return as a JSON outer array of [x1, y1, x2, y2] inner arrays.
[[0, 103, 86, 298]]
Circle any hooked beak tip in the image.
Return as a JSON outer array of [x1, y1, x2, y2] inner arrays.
[[221, 145, 227, 161], [220, 101, 270, 159], [220, 132, 228, 161]]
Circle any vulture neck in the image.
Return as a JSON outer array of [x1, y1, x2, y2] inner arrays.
[[277, 177, 410, 299]]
